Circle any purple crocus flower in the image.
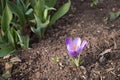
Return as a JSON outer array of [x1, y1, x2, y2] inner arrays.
[[65, 37, 87, 58]]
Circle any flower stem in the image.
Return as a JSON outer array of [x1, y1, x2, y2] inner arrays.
[[71, 54, 81, 67]]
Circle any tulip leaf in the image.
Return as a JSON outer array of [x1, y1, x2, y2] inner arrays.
[[34, 0, 45, 21], [16, 30, 29, 49], [1, 3, 12, 35], [31, 27, 41, 37], [44, 0, 57, 7], [22, 35, 29, 49], [7, 29, 15, 48], [35, 14, 50, 28], [31, 14, 49, 37], [44, 7, 56, 20], [0, 45, 15, 57], [17, 0, 26, 11], [50, 0, 71, 25], [1, 0, 7, 10], [8, 1, 25, 25], [25, 8, 33, 15]]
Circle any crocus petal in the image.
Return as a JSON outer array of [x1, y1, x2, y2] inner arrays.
[[65, 38, 73, 51], [73, 37, 81, 48], [80, 40, 87, 49], [68, 50, 79, 57], [78, 40, 87, 53], [67, 43, 74, 51], [65, 38, 72, 45]]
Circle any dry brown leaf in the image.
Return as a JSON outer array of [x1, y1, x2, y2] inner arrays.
[[5, 63, 13, 71], [100, 49, 112, 56], [10, 56, 21, 63], [3, 54, 11, 59]]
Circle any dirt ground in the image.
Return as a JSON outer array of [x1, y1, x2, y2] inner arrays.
[[0, 0, 120, 80]]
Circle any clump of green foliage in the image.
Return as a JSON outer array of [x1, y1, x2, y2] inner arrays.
[[0, 0, 29, 57], [52, 56, 60, 63], [0, 0, 71, 57], [30, 0, 71, 37], [90, 0, 98, 7], [109, 11, 120, 21]]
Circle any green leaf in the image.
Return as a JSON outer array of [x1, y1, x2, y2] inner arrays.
[[110, 11, 120, 21], [50, 0, 71, 25], [31, 27, 41, 37], [15, 31, 23, 45], [16, 30, 29, 49], [2, 70, 11, 79], [29, 0, 36, 8], [7, 30, 15, 47], [25, 1, 31, 9], [22, 35, 29, 49], [25, 8, 33, 15], [1, 0, 7, 11], [35, 14, 50, 28], [52, 56, 60, 63], [0, 45, 15, 57], [1, 2, 12, 35], [0, 36, 5, 45], [17, 0, 26, 11], [8, 1, 25, 25], [90, 0, 98, 7], [11, 20, 21, 29], [0, 6, 2, 16], [0, 77, 3, 80], [34, 0, 45, 21], [44, 6, 56, 20], [45, 0, 57, 7], [17, 35, 29, 49], [31, 14, 50, 37]]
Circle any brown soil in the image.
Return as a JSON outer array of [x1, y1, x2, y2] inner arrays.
[[1, 0, 120, 80]]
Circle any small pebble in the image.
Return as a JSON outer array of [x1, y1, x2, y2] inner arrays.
[[35, 72, 40, 78], [36, 51, 39, 54]]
